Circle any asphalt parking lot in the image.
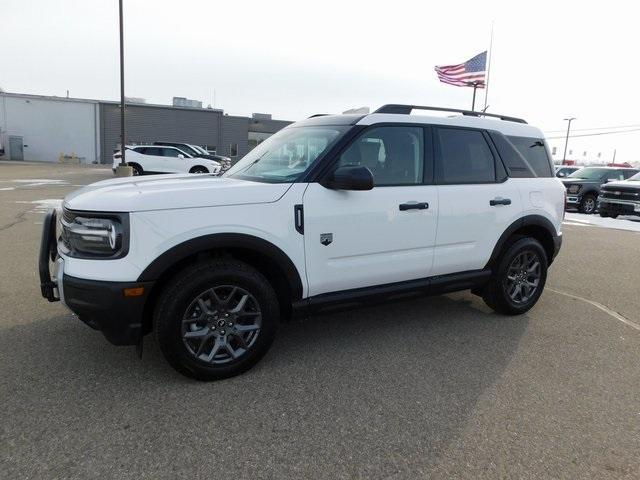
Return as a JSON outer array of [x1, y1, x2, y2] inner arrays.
[[1, 162, 639, 479]]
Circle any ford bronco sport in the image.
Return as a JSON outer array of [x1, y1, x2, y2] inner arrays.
[[39, 104, 564, 380]]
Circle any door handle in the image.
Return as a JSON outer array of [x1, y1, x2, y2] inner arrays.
[[490, 198, 512, 206], [399, 202, 429, 211]]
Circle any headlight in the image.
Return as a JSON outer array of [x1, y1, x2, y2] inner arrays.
[[567, 184, 581, 194], [60, 208, 129, 258]]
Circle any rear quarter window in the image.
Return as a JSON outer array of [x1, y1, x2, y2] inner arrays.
[[507, 136, 554, 177]]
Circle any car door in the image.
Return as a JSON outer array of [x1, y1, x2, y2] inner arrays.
[[432, 127, 523, 276], [160, 147, 190, 172], [136, 146, 168, 173], [302, 125, 438, 297]]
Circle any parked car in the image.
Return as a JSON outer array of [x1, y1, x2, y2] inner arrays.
[[112, 145, 222, 175], [40, 104, 564, 380], [598, 171, 640, 218], [554, 165, 580, 178], [561, 166, 639, 213], [153, 141, 232, 172]]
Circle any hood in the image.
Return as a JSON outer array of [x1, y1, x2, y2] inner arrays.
[[64, 174, 291, 212], [561, 178, 600, 185], [601, 179, 640, 189]]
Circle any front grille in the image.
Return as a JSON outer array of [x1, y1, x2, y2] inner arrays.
[[600, 187, 640, 202], [600, 201, 636, 214]]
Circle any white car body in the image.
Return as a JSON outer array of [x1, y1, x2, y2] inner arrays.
[[112, 145, 221, 175], [68, 111, 564, 294], [40, 104, 565, 378]]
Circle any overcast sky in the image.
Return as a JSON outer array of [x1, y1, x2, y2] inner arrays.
[[2, 0, 639, 163]]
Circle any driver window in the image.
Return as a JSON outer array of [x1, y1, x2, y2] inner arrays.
[[338, 126, 424, 186], [162, 148, 182, 158]]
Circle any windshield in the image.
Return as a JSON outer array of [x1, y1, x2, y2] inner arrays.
[[567, 168, 610, 180], [224, 126, 348, 183], [190, 144, 209, 155]]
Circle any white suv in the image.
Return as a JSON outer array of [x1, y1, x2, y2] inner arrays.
[[112, 145, 222, 175], [40, 104, 564, 380]]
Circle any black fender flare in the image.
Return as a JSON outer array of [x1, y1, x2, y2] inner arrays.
[[485, 215, 559, 270], [137, 233, 304, 301]]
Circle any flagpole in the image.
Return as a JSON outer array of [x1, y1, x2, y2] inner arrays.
[[483, 21, 494, 111], [471, 83, 478, 111]]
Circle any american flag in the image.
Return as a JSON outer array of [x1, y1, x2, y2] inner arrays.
[[435, 51, 487, 88]]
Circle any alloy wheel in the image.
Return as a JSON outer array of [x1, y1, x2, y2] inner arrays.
[[503, 250, 541, 304], [181, 285, 262, 364], [583, 198, 595, 213]]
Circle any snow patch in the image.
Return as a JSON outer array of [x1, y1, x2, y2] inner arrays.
[[11, 179, 69, 188], [15, 199, 63, 213], [564, 212, 640, 233]]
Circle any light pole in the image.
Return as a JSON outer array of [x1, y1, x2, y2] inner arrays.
[[115, 0, 132, 176], [562, 117, 576, 163]]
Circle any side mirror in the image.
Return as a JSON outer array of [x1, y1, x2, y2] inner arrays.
[[557, 172, 566, 177], [178, 154, 185, 159], [322, 165, 374, 191]]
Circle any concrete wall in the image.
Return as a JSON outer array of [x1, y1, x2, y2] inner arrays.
[[0, 93, 100, 163], [0, 92, 291, 165]]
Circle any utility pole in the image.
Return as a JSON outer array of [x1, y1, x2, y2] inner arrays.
[[115, 0, 132, 176], [612, 149, 617, 163], [562, 117, 576, 163]]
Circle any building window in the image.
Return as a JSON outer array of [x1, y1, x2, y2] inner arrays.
[[230, 143, 238, 157]]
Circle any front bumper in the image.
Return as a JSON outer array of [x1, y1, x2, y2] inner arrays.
[[63, 275, 153, 345], [566, 194, 582, 206], [598, 198, 640, 216], [39, 209, 153, 346]]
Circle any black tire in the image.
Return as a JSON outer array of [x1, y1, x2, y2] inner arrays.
[[154, 259, 280, 380], [579, 194, 597, 214], [599, 212, 609, 218], [189, 166, 209, 174], [128, 163, 143, 176], [482, 237, 548, 315]]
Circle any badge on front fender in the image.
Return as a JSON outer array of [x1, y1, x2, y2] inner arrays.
[[320, 233, 333, 246]]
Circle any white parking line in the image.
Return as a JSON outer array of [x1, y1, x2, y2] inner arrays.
[[547, 287, 640, 332]]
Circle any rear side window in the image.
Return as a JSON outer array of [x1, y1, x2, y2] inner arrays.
[[507, 136, 554, 177], [145, 147, 165, 156], [435, 128, 496, 184], [623, 169, 639, 179]]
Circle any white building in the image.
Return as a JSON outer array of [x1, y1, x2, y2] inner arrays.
[[0, 92, 101, 163]]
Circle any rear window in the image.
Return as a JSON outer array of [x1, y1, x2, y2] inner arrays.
[[507, 136, 553, 177]]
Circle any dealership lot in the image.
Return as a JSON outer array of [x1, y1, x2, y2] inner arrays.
[[1, 162, 639, 479]]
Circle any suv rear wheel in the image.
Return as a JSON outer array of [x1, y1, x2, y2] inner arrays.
[[482, 237, 548, 315], [154, 259, 280, 380]]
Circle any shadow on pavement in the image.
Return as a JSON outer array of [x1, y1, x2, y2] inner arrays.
[[1, 292, 528, 478]]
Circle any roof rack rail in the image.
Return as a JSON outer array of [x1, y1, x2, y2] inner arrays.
[[373, 104, 527, 124]]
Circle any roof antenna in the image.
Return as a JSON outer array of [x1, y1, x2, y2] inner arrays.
[[482, 105, 490, 112]]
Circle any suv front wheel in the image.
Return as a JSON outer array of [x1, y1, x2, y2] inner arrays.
[[482, 237, 548, 315], [579, 194, 597, 214], [154, 259, 280, 380]]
